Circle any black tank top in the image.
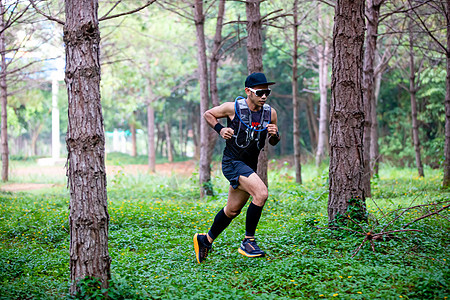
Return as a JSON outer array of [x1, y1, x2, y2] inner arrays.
[[223, 108, 268, 171]]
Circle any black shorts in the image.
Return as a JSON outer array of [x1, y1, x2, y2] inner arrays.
[[222, 155, 255, 189]]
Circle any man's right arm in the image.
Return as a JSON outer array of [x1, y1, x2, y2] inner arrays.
[[203, 102, 235, 139]]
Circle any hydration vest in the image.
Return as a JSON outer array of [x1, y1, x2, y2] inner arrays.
[[226, 96, 271, 156]]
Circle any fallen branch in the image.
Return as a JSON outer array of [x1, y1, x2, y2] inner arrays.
[[315, 226, 365, 236], [351, 228, 423, 257], [402, 204, 450, 228]]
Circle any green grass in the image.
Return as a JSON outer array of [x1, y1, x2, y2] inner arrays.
[[0, 162, 449, 299]]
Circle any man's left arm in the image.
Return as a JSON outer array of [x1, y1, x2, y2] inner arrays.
[[268, 108, 280, 146]]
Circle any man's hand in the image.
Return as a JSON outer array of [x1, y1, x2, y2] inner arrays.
[[267, 124, 278, 137], [220, 128, 234, 140]]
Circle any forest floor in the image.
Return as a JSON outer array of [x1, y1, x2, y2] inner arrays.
[[1, 160, 197, 192], [0, 163, 448, 299]]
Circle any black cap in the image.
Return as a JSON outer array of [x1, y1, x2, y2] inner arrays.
[[245, 72, 276, 88]]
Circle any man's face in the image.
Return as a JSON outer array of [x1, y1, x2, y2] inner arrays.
[[245, 84, 270, 109]]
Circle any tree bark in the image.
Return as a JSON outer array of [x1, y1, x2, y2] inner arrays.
[[164, 121, 173, 163], [192, 106, 200, 159], [292, 0, 302, 184], [130, 119, 137, 157], [147, 102, 156, 172], [370, 68, 382, 176], [194, 0, 213, 196], [206, 0, 226, 171], [31, 123, 43, 156], [246, 0, 268, 186], [306, 93, 318, 151], [179, 113, 184, 157], [362, 0, 382, 196], [156, 122, 163, 157], [328, 0, 366, 223], [246, 0, 263, 73], [0, 2, 9, 182], [64, 0, 110, 293], [210, 0, 225, 109], [443, 0, 450, 188], [316, 4, 330, 168], [408, 23, 424, 177]]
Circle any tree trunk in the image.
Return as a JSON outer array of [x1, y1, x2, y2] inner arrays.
[[31, 123, 43, 156], [408, 26, 424, 177], [292, 0, 302, 184], [64, 0, 110, 293], [362, 0, 382, 197], [306, 93, 318, 151], [130, 120, 137, 157], [179, 113, 184, 157], [443, 0, 450, 188], [246, 0, 263, 72], [164, 121, 173, 163], [210, 0, 225, 109], [246, 0, 268, 186], [194, 0, 213, 196], [0, 2, 8, 182], [316, 5, 330, 167], [370, 68, 381, 176], [192, 106, 200, 159], [147, 102, 156, 172], [206, 0, 225, 170], [156, 123, 164, 157], [328, 0, 366, 223]]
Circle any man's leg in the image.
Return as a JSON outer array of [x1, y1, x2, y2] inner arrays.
[[237, 173, 268, 237], [194, 184, 250, 263], [206, 185, 250, 243], [235, 173, 268, 257]]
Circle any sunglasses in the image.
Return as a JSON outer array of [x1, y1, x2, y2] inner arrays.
[[248, 87, 271, 97]]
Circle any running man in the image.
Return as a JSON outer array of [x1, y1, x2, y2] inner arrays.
[[194, 72, 280, 263]]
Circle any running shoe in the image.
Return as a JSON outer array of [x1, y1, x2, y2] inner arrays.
[[193, 233, 212, 263], [238, 238, 266, 257]]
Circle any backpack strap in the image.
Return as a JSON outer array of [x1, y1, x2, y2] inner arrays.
[[261, 104, 271, 128], [235, 97, 251, 125], [234, 97, 271, 131]]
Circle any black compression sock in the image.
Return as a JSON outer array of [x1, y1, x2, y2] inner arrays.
[[208, 208, 233, 240], [245, 202, 264, 237]]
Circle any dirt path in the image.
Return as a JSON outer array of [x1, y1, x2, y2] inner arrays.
[[1, 160, 197, 192]]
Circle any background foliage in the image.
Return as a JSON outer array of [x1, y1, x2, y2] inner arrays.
[[3, 0, 444, 169]]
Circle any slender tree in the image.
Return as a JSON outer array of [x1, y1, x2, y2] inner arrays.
[[292, 0, 302, 184], [209, 0, 225, 109], [0, 2, 8, 182], [0, 0, 36, 181], [158, 0, 230, 195], [369, 18, 397, 176], [315, 3, 331, 168], [193, 0, 213, 196], [147, 96, 156, 171], [130, 111, 137, 157], [361, 0, 385, 197], [408, 19, 425, 177], [446, 0, 450, 187], [206, 0, 226, 179], [246, 0, 268, 186], [407, 0, 450, 186], [328, 0, 366, 222]]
